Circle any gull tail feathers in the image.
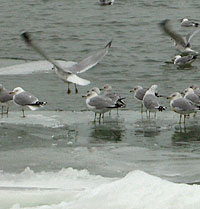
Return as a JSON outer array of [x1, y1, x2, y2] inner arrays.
[[67, 74, 90, 86], [28, 101, 47, 110], [156, 106, 167, 112]]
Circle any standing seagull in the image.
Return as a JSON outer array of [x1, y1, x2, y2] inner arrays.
[[10, 87, 47, 117], [82, 91, 123, 122], [159, 19, 200, 55], [167, 92, 200, 123], [0, 84, 13, 116], [180, 18, 198, 27], [21, 32, 112, 94], [143, 85, 166, 117], [130, 85, 148, 113], [101, 84, 126, 107]]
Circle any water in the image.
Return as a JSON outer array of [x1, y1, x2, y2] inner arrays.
[[1, 0, 200, 208]]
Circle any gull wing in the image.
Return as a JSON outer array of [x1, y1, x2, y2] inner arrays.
[[186, 29, 200, 44], [21, 32, 90, 86], [68, 40, 112, 74], [159, 19, 186, 47]]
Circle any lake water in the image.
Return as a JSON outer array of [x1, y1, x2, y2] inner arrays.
[[1, 0, 200, 208]]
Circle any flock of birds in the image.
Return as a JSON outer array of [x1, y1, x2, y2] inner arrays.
[[0, 17, 200, 125]]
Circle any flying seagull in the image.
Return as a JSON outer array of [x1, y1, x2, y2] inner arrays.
[[159, 19, 200, 55], [21, 32, 112, 94]]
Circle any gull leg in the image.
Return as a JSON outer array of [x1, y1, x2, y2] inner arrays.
[[74, 84, 78, 94], [99, 113, 102, 123], [94, 113, 97, 122], [6, 106, 9, 117], [109, 110, 111, 116], [141, 103, 143, 114], [184, 114, 186, 124], [1, 106, 3, 117], [67, 83, 71, 94], [117, 108, 119, 116], [179, 114, 182, 124], [22, 107, 25, 118]]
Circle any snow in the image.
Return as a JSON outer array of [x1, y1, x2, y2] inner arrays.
[[0, 168, 199, 209]]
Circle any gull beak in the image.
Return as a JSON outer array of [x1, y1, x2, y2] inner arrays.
[[130, 89, 134, 93], [166, 96, 172, 100], [9, 91, 14, 95], [82, 95, 86, 98], [180, 92, 185, 96]]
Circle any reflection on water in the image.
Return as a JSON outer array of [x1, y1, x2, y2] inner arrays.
[[171, 124, 200, 150], [134, 118, 161, 138], [89, 116, 125, 143]]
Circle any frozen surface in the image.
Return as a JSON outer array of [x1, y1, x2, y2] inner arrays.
[[0, 60, 77, 75], [1, 110, 200, 185]]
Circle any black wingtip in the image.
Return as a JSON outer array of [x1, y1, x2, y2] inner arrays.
[[195, 23, 199, 27], [158, 106, 167, 112], [193, 54, 198, 59], [21, 31, 32, 43], [105, 40, 112, 48]]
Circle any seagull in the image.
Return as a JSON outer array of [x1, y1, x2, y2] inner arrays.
[[0, 84, 13, 116], [143, 85, 166, 117], [167, 92, 200, 123], [159, 19, 200, 55], [180, 18, 198, 27], [21, 32, 112, 94], [82, 91, 124, 122], [190, 84, 200, 97], [99, 0, 115, 6], [183, 87, 200, 105], [173, 54, 198, 66], [130, 85, 148, 113], [101, 84, 126, 108], [10, 87, 47, 117]]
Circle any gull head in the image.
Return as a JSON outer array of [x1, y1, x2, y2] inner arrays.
[[10, 87, 24, 95], [190, 84, 199, 90], [167, 92, 182, 100], [183, 87, 194, 95], [181, 18, 189, 23], [102, 84, 112, 91], [130, 85, 143, 93], [87, 87, 101, 95], [82, 91, 98, 99]]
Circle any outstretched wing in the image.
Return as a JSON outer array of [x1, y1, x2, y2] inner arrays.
[[68, 40, 112, 74], [159, 19, 186, 47], [21, 32, 90, 86], [186, 29, 200, 44]]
